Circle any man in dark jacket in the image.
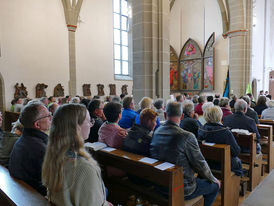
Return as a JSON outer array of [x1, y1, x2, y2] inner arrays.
[[151, 102, 219, 206], [180, 101, 201, 137], [9, 102, 52, 196], [241, 96, 259, 124], [223, 99, 261, 152]]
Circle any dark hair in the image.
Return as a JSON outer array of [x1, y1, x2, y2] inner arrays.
[[176, 95, 183, 102], [266, 95, 272, 100], [93, 95, 100, 100], [120, 94, 126, 99], [19, 102, 44, 128], [140, 108, 158, 128], [154, 99, 164, 110], [213, 99, 219, 106], [48, 96, 54, 102], [123, 96, 133, 109], [214, 94, 220, 98], [257, 95, 267, 106], [87, 99, 101, 116], [207, 96, 213, 102], [165, 102, 182, 117], [103, 102, 122, 123], [80, 98, 91, 108]]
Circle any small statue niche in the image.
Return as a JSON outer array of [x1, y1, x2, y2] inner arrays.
[[14, 83, 28, 99], [82, 84, 91, 96], [97, 84, 105, 96], [121, 84, 128, 95], [54, 84, 64, 97], [109, 84, 116, 96], [36, 83, 48, 98]]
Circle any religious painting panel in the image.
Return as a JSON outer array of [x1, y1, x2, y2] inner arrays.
[[179, 39, 202, 91], [203, 33, 215, 90], [170, 46, 179, 91]]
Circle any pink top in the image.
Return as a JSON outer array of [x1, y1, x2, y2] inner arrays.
[[98, 122, 126, 149]]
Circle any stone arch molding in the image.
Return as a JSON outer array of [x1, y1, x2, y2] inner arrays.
[[0, 72, 5, 115]]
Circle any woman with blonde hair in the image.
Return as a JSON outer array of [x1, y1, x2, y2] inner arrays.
[[42, 104, 112, 206]]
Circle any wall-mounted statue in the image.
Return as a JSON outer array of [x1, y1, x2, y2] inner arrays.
[[121, 84, 128, 95], [82, 84, 91, 96], [54, 84, 64, 97], [97, 84, 105, 96], [36, 83, 48, 98], [109, 84, 116, 96], [14, 83, 28, 99]]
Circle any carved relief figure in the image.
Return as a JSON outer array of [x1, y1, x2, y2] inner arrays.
[[97, 84, 105, 96], [82, 84, 91, 96], [36, 83, 48, 98], [109, 84, 116, 95], [54, 84, 64, 97], [121, 84, 128, 95], [14, 83, 28, 99]]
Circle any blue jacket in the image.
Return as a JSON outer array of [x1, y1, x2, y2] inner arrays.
[[118, 108, 138, 129], [198, 123, 243, 176], [9, 128, 48, 195]]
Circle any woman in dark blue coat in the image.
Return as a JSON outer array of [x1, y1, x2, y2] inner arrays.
[[198, 106, 243, 176]]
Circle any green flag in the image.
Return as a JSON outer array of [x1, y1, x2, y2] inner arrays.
[[246, 83, 252, 94]]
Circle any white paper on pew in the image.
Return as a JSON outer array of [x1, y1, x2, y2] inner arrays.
[[139, 157, 158, 164], [155, 162, 175, 171], [203, 142, 215, 146], [101, 147, 116, 152], [123, 155, 130, 159]]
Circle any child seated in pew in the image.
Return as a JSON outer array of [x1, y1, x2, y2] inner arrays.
[[198, 106, 243, 176], [42, 104, 112, 206]]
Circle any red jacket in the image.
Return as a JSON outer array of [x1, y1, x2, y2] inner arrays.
[[195, 103, 203, 115]]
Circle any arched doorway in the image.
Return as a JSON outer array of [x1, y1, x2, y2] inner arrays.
[[269, 70, 274, 99]]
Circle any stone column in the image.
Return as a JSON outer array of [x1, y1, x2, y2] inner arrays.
[[226, 0, 252, 96], [132, 0, 170, 104]]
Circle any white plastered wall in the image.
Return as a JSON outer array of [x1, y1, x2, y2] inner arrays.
[[0, 0, 133, 109], [170, 0, 229, 95]]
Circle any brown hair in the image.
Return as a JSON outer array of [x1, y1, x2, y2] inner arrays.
[[140, 108, 158, 127]]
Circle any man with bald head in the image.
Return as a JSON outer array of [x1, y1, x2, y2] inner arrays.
[[9, 102, 52, 195]]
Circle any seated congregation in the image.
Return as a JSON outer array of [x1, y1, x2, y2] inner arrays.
[[1, 91, 274, 206]]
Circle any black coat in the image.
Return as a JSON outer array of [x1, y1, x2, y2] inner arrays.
[[9, 128, 48, 196], [180, 114, 201, 138]]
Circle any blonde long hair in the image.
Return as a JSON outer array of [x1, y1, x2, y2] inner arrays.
[[42, 104, 98, 192]]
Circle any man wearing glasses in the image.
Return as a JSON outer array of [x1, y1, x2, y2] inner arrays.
[[9, 102, 52, 196]]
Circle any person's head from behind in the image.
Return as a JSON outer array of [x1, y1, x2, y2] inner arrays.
[[69, 97, 80, 104], [182, 101, 195, 118], [219, 97, 230, 108], [176, 95, 184, 102], [40, 97, 49, 106], [241, 96, 251, 107], [139, 97, 153, 110], [204, 106, 223, 124], [80, 98, 91, 108], [257, 95, 267, 106], [267, 100, 274, 108], [198, 96, 206, 104], [207, 96, 214, 102], [19, 102, 52, 133], [140, 108, 158, 131], [234, 99, 248, 113], [120, 93, 126, 100], [111, 96, 121, 104], [42, 104, 94, 192], [202, 102, 214, 113], [48, 96, 56, 103], [123, 96, 134, 110], [165, 102, 183, 124], [192, 95, 199, 104], [154, 99, 164, 110], [88, 99, 104, 118], [103, 102, 122, 123], [49, 103, 59, 116]]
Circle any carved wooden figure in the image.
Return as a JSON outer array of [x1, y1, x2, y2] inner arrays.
[[82, 84, 91, 96], [35, 83, 48, 98], [97, 84, 105, 96], [109, 84, 116, 95], [54, 84, 64, 97], [121, 84, 128, 95], [14, 83, 28, 99]]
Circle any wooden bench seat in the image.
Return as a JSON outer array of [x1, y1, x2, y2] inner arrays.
[[257, 124, 273, 172], [232, 132, 262, 191], [94, 149, 204, 206], [0, 165, 50, 206], [199, 143, 240, 206]]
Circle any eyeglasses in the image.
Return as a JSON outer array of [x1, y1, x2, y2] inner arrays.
[[34, 112, 52, 122]]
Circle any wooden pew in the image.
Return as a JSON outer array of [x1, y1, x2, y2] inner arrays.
[[199, 143, 240, 206], [257, 124, 274, 172], [232, 132, 262, 191], [94, 149, 203, 206], [4, 111, 20, 132], [0, 165, 50, 206]]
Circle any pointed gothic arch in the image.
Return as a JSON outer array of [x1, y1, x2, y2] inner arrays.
[[178, 39, 203, 91]]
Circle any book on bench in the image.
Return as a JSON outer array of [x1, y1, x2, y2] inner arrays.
[[84, 142, 107, 151]]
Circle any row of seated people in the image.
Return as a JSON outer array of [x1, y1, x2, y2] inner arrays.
[[1, 92, 270, 206]]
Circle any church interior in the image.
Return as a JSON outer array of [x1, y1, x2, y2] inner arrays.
[[1, 0, 274, 205]]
